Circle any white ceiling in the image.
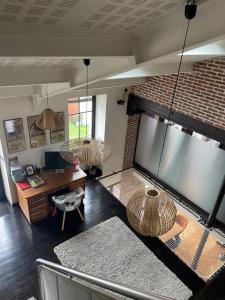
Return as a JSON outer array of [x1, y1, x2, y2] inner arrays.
[[0, 0, 221, 99], [0, 0, 184, 33], [0, 0, 80, 26], [79, 0, 182, 33]]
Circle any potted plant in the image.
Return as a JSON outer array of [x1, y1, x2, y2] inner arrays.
[[89, 164, 97, 176]]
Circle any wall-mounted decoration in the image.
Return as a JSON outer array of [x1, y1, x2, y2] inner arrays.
[[27, 115, 47, 148], [50, 112, 65, 144], [4, 118, 26, 154]]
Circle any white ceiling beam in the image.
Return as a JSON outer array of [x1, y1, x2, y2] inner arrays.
[[0, 68, 68, 87], [108, 62, 194, 80], [72, 62, 193, 90], [66, 86, 129, 99], [0, 33, 131, 57], [68, 57, 136, 87], [133, 0, 225, 64], [0, 86, 42, 98], [40, 60, 194, 100], [73, 77, 146, 90]]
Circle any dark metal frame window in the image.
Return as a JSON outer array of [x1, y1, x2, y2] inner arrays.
[[68, 96, 96, 139], [133, 111, 225, 230]]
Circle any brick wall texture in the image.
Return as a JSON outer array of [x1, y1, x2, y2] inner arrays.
[[123, 57, 225, 169], [123, 114, 140, 169]]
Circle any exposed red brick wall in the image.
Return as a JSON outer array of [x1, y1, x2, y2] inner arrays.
[[123, 114, 140, 169], [123, 57, 225, 168]]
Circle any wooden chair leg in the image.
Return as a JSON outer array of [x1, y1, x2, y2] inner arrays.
[[61, 211, 66, 231], [77, 208, 84, 221]]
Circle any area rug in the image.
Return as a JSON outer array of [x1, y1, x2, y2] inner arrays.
[[54, 217, 192, 300]]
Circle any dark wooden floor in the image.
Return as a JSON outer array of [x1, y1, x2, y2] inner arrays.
[[0, 197, 10, 217], [0, 179, 223, 300]]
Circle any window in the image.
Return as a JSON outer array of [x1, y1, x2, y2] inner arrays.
[[68, 96, 96, 139], [146, 113, 222, 150], [164, 119, 183, 131], [192, 131, 220, 147]]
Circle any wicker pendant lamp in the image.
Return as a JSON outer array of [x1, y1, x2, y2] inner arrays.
[[127, 0, 197, 237], [60, 59, 112, 166], [127, 189, 177, 237], [36, 84, 60, 130], [60, 138, 112, 165]]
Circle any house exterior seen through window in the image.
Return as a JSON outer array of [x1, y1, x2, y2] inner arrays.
[[68, 96, 96, 140]]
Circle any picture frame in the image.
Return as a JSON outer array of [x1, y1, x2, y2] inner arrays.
[[4, 118, 26, 154], [50, 112, 65, 144], [25, 165, 34, 176], [8, 156, 19, 167], [27, 115, 47, 148]]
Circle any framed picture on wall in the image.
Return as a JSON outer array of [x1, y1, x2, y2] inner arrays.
[[27, 115, 47, 148], [25, 165, 34, 176], [4, 118, 26, 154], [50, 112, 65, 144]]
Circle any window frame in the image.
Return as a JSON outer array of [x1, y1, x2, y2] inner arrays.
[[68, 96, 96, 139]]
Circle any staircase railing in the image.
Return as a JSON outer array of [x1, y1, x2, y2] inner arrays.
[[36, 258, 173, 300]]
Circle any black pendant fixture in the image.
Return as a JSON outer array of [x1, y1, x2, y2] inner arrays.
[[127, 0, 198, 237]]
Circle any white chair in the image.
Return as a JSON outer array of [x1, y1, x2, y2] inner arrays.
[[52, 187, 85, 231]]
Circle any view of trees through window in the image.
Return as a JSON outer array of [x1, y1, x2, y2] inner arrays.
[[68, 96, 95, 139]]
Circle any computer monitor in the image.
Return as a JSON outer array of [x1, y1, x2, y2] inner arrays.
[[45, 151, 72, 170]]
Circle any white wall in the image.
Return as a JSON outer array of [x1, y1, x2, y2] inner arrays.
[[102, 88, 128, 175], [94, 90, 128, 175], [95, 94, 107, 141], [0, 140, 11, 201], [0, 86, 128, 204], [0, 93, 68, 204]]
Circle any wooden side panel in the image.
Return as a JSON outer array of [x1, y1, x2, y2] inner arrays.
[[17, 188, 30, 223], [28, 192, 48, 223], [30, 207, 49, 223], [68, 178, 86, 192]]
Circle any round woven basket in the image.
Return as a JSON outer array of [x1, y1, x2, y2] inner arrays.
[[60, 138, 112, 165], [126, 188, 177, 237]]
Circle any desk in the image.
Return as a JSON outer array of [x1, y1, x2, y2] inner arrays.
[[16, 168, 86, 224]]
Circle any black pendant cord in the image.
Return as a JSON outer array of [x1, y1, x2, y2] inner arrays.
[[78, 87, 81, 141], [86, 64, 88, 138], [46, 84, 49, 109], [78, 97, 81, 141], [155, 19, 191, 181]]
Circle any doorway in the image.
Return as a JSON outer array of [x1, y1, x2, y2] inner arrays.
[[0, 168, 5, 199], [0, 167, 9, 218]]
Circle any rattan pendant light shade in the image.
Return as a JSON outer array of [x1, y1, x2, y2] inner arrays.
[[127, 189, 177, 237], [60, 138, 112, 166], [36, 108, 61, 131], [35, 84, 61, 131]]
